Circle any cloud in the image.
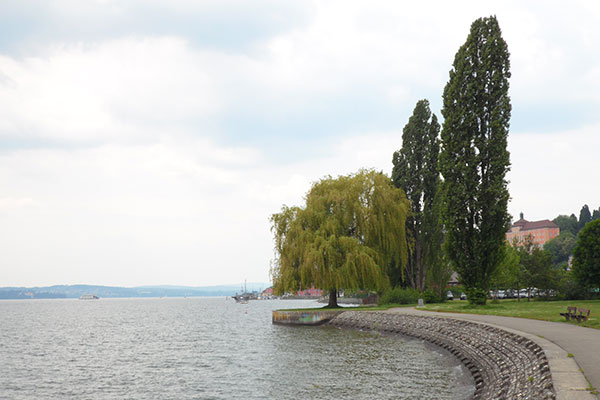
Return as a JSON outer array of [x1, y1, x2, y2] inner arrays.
[[1, 1, 600, 286], [0, 0, 313, 55], [0, 140, 268, 286], [507, 122, 600, 221], [0, 197, 38, 211], [0, 37, 221, 147], [0, 123, 404, 286]]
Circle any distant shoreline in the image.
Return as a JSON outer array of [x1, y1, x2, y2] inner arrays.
[[0, 283, 271, 300]]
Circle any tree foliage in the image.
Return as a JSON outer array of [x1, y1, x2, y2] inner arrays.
[[490, 242, 519, 290], [270, 170, 409, 306], [392, 99, 441, 291], [424, 187, 452, 300], [572, 219, 600, 291], [579, 204, 592, 231], [543, 231, 576, 267], [553, 214, 579, 236], [439, 16, 511, 304], [553, 206, 600, 238], [515, 236, 554, 301]]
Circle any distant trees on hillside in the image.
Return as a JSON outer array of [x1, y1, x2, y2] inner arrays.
[[553, 204, 600, 236], [547, 204, 600, 269], [544, 232, 577, 268]]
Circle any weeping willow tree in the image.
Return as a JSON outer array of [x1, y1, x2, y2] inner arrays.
[[270, 169, 409, 307]]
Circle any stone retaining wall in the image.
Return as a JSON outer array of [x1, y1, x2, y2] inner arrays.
[[327, 311, 556, 400], [272, 310, 343, 325]]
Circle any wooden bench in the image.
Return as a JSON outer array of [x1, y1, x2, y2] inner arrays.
[[574, 308, 591, 322], [560, 306, 591, 322], [560, 306, 578, 321]]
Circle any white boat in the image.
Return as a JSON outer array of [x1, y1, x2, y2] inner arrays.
[[79, 294, 99, 300]]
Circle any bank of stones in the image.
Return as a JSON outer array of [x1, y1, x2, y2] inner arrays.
[[327, 311, 555, 400]]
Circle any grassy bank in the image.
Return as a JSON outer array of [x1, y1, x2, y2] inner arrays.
[[420, 299, 600, 329]]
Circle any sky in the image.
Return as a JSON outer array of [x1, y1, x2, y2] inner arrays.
[[1, 1, 599, 287]]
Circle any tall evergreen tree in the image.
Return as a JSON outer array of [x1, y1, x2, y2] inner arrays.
[[439, 16, 511, 304], [592, 208, 600, 221], [392, 99, 441, 291], [579, 204, 592, 231]]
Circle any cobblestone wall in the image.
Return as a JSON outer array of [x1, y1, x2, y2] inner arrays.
[[327, 311, 556, 400]]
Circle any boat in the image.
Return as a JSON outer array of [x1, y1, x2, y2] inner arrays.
[[233, 280, 254, 303], [79, 294, 99, 300]]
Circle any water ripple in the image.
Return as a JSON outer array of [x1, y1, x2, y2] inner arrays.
[[0, 298, 473, 399]]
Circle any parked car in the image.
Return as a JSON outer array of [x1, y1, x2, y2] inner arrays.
[[460, 292, 467, 300], [447, 291, 454, 300]]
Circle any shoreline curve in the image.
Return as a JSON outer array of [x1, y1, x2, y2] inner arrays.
[[327, 311, 555, 400]]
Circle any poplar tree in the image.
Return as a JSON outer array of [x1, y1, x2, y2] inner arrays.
[[270, 170, 409, 307], [579, 204, 592, 231], [392, 99, 442, 291], [439, 16, 512, 304]]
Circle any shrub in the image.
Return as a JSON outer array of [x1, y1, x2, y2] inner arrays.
[[466, 287, 488, 305], [449, 285, 465, 298], [378, 287, 419, 305], [422, 289, 441, 304]]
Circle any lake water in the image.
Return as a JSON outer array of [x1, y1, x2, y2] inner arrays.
[[0, 298, 474, 399]]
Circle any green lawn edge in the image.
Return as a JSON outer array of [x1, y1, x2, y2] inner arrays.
[[275, 299, 599, 330], [416, 299, 600, 329]]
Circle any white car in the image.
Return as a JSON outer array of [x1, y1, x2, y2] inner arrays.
[[460, 292, 467, 300], [447, 291, 454, 300]]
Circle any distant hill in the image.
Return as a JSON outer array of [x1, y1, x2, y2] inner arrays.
[[0, 283, 271, 300]]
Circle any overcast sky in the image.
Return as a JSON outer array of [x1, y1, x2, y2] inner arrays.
[[1, 1, 599, 287]]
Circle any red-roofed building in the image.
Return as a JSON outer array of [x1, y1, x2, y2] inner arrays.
[[506, 212, 560, 247], [297, 286, 323, 297]]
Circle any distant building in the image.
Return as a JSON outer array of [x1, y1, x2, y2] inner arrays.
[[297, 285, 323, 297], [506, 212, 559, 247], [448, 271, 460, 286]]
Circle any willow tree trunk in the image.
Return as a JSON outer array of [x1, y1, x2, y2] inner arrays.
[[327, 290, 338, 307]]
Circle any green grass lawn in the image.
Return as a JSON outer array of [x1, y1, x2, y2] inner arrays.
[[420, 299, 600, 329]]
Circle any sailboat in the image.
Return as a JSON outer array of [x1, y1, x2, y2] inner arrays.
[[233, 280, 251, 303]]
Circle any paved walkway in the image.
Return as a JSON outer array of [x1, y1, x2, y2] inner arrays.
[[387, 307, 600, 399]]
